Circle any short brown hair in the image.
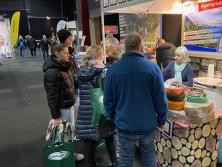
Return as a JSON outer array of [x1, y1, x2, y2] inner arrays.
[[157, 39, 165, 45], [125, 33, 143, 52], [109, 51, 122, 64]]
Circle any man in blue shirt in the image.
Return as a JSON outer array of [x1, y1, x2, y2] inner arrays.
[[104, 32, 168, 167]]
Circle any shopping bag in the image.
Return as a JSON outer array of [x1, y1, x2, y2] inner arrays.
[[89, 74, 108, 126], [95, 139, 106, 151], [43, 128, 75, 167]]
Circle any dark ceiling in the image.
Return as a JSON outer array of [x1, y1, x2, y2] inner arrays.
[[0, 0, 76, 21]]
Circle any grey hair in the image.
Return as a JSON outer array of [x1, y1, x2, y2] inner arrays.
[[175, 46, 190, 63]]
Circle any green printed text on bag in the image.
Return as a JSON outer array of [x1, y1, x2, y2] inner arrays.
[[89, 74, 108, 126], [43, 129, 75, 167], [95, 139, 106, 151]]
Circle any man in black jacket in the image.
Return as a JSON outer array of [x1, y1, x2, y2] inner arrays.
[[39, 35, 51, 61], [27, 36, 38, 58], [156, 39, 176, 70]]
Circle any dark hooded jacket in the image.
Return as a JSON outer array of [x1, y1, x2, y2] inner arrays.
[[156, 42, 176, 69], [68, 46, 79, 90], [27, 38, 38, 50], [75, 64, 116, 141], [43, 57, 75, 119]]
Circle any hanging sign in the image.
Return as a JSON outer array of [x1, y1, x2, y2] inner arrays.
[[198, 0, 222, 12], [104, 26, 118, 34]]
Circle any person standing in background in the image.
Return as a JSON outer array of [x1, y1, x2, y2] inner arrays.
[[156, 38, 176, 70], [57, 29, 79, 94], [27, 36, 38, 58], [109, 51, 122, 65], [104, 33, 168, 167], [39, 35, 51, 61], [17, 36, 26, 58], [108, 51, 122, 159], [100, 33, 121, 62]]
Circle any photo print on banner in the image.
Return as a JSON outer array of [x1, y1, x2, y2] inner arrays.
[[183, 0, 222, 52]]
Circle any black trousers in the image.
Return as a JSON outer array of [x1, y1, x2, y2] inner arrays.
[[84, 135, 117, 167], [30, 49, 36, 57]]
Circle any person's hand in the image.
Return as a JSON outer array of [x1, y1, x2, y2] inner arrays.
[[53, 117, 62, 127], [157, 124, 165, 132]]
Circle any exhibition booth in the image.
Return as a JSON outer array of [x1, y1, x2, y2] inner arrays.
[[98, 0, 222, 166]]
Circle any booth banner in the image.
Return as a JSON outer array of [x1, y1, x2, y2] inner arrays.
[[183, 1, 222, 52], [56, 20, 67, 33], [10, 11, 20, 46], [198, 0, 222, 12], [119, 13, 161, 53], [103, 0, 134, 8], [104, 26, 118, 34]]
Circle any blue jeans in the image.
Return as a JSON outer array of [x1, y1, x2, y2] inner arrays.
[[55, 106, 75, 143], [115, 134, 120, 152], [20, 47, 25, 57], [118, 131, 156, 167], [42, 50, 49, 61]]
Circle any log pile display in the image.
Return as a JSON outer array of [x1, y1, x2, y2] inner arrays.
[[155, 117, 222, 167]]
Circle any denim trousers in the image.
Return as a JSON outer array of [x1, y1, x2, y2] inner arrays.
[[42, 50, 49, 61], [55, 106, 75, 143], [115, 134, 119, 152], [20, 47, 25, 57], [60, 106, 75, 126], [118, 131, 156, 167]]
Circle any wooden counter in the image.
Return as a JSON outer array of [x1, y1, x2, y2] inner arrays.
[[189, 51, 222, 60]]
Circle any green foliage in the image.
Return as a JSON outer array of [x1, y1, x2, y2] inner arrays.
[[143, 31, 155, 42], [197, 43, 217, 48], [126, 22, 134, 33], [184, 21, 206, 32]]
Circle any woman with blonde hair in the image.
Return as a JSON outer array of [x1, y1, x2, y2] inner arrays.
[[162, 46, 193, 87], [75, 45, 117, 167]]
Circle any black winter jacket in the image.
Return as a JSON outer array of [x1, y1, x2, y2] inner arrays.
[[27, 38, 38, 50], [156, 42, 176, 69], [68, 46, 79, 89], [43, 57, 75, 119], [75, 65, 116, 141], [39, 39, 51, 52]]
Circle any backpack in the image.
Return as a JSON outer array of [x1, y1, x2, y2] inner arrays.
[[19, 41, 24, 47]]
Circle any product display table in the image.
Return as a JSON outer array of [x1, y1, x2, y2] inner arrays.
[[194, 77, 222, 111], [155, 110, 222, 167]]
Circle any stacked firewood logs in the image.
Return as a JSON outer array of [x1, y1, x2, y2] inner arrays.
[[155, 117, 222, 167]]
